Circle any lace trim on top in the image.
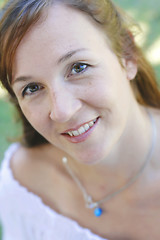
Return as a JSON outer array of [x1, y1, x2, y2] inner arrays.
[[0, 143, 107, 240]]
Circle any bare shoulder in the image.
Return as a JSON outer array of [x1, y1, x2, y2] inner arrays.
[[10, 143, 61, 193], [10, 143, 73, 211], [11, 144, 48, 175]]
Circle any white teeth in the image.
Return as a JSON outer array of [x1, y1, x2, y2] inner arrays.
[[67, 118, 97, 137], [84, 124, 90, 131], [78, 126, 86, 134], [89, 121, 94, 127], [68, 132, 73, 136], [72, 130, 79, 136]]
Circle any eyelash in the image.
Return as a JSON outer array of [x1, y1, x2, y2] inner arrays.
[[22, 83, 43, 97], [21, 63, 90, 97], [68, 62, 90, 77]]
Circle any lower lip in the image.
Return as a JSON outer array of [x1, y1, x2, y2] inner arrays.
[[62, 117, 100, 143]]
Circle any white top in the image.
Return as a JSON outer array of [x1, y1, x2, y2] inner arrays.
[[0, 144, 107, 240]]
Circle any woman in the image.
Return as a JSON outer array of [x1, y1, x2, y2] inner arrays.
[[0, 0, 160, 239]]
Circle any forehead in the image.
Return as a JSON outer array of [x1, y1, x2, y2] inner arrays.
[[16, 3, 108, 52], [13, 3, 111, 78]]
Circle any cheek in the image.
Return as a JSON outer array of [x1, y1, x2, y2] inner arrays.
[[83, 69, 132, 125], [81, 75, 119, 109], [19, 101, 49, 133]]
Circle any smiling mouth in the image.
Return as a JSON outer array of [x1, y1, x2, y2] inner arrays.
[[62, 117, 99, 137]]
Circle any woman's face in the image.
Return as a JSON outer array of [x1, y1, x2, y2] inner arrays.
[[12, 4, 137, 164]]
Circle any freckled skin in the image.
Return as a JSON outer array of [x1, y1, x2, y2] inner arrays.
[[13, 4, 138, 165]]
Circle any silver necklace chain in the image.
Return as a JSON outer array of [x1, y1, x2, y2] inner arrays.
[[62, 111, 157, 212]]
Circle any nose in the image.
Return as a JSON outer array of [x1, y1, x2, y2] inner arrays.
[[49, 86, 82, 123]]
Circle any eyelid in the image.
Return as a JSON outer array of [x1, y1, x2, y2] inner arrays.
[[22, 82, 43, 97], [67, 62, 90, 78]]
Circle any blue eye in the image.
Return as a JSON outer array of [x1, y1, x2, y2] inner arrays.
[[22, 83, 42, 97], [70, 63, 88, 75]]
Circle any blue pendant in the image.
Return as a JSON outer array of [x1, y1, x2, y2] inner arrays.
[[94, 207, 103, 217]]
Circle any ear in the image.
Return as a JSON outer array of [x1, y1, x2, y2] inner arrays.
[[122, 59, 138, 81]]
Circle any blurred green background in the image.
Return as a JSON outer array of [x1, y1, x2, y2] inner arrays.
[[0, 0, 160, 239]]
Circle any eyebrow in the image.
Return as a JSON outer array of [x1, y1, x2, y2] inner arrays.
[[13, 48, 88, 84], [58, 48, 87, 64], [13, 76, 34, 85]]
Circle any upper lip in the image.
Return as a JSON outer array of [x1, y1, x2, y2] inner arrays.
[[61, 117, 98, 134]]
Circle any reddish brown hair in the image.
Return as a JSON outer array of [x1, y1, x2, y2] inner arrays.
[[0, 0, 160, 146]]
